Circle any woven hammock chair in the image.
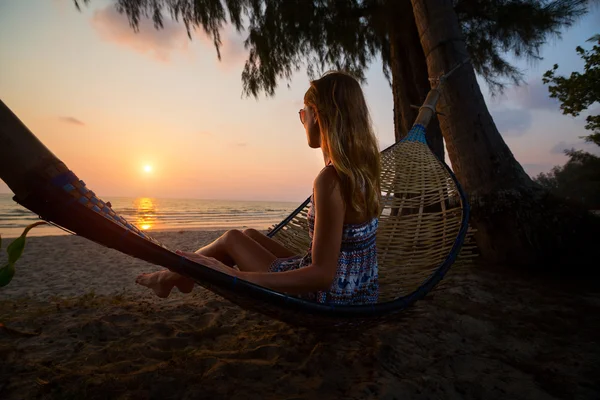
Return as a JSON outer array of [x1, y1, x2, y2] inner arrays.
[[0, 82, 470, 331]]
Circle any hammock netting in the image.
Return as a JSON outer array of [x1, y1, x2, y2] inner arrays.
[[0, 97, 473, 331]]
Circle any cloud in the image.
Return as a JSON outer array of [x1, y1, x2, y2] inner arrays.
[[551, 141, 574, 154], [90, 5, 246, 66], [551, 140, 600, 155], [511, 79, 561, 111], [91, 6, 189, 62], [490, 108, 532, 136], [233, 142, 248, 147], [59, 116, 85, 126], [522, 163, 554, 177]]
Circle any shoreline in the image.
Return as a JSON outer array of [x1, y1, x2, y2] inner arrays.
[[0, 224, 274, 239], [3, 210, 597, 239]]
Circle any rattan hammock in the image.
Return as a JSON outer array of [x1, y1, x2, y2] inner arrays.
[[0, 83, 470, 330]]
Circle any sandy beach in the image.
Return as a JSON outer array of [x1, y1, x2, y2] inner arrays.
[[1, 230, 599, 399]]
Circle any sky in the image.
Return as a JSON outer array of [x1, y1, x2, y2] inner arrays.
[[0, 0, 598, 202]]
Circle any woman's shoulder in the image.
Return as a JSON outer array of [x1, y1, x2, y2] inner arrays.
[[313, 164, 341, 194]]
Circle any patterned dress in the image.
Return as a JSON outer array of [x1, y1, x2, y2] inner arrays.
[[269, 192, 379, 305]]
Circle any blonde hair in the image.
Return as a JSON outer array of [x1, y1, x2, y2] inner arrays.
[[304, 71, 381, 218]]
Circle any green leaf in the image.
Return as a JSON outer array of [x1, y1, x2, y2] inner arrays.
[[6, 236, 26, 265], [4, 221, 47, 276], [0, 263, 15, 287], [22, 221, 47, 237]]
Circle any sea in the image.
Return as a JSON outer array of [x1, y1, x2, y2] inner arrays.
[[0, 193, 300, 238]]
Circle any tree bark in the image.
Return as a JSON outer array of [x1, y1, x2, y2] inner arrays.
[[386, 0, 444, 160], [410, 0, 599, 269], [0, 100, 65, 199]]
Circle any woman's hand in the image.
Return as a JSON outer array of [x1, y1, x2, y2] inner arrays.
[[176, 250, 238, 277]]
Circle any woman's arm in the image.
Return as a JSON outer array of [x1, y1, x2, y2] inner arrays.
[[239, 167, 345, 294], [239, 264, 335, 294]]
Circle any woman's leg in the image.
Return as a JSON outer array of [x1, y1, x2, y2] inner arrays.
[[136, 229, 288, 297], [241, 228, 297, 258], [191, 229, 280, 272]]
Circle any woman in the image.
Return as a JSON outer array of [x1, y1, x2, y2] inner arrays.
[[137, 71, 381, 305]]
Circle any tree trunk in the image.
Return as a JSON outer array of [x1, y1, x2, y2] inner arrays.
[[386, 0, 444, 160], [410, 0, 599, 269], [0, 100, 65, 199]]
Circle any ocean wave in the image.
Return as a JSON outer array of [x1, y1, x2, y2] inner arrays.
[[0, 196, 298, 232], [0, 209, 35, 216]]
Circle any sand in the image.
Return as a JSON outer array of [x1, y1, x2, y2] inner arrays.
[[1, 231, 599, 399]]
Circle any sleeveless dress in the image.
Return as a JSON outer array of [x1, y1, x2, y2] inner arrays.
[[269, 183, 379, 305]]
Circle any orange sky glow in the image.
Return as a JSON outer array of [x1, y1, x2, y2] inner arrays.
[[1, 0, 598, 203]]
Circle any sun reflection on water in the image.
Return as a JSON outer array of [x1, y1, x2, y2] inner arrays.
[[134, 197, 157, 231]]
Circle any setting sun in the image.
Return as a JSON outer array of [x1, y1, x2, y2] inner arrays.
[[143, 165, 152, 173]]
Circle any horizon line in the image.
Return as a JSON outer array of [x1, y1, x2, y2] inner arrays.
[[0, 191, 304, 204]]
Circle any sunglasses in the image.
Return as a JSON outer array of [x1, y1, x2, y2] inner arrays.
[[298, 108, 306, 124], [298, 106, 317, 125]]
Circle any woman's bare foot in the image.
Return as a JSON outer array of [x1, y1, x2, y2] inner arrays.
[[135, 270, 194, 298], [174, 275, 195, 294]]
